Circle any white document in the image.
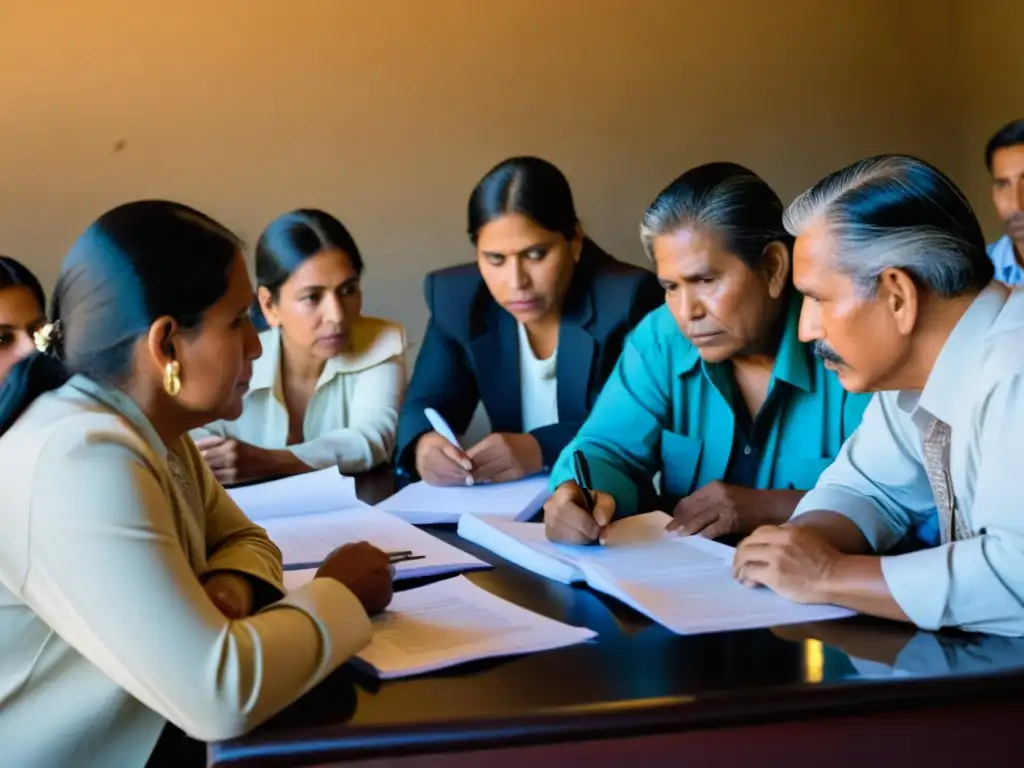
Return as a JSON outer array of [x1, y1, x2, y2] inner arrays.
[[226, 468, 358, 522], [354, 576, 596, 679], [265, 505, 488, 590], [225, 470, 489, 582], [376, 474, 552, 525], [458, 512, 854, 635]]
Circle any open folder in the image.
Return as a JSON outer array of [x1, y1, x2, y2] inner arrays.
[[458, 511, 854, 635], [226, 469, 489, 587], [354, 576, 597, 679]]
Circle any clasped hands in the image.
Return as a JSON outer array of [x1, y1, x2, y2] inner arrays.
[[543, 480, 842, 603], [415, 431, 543, 486]]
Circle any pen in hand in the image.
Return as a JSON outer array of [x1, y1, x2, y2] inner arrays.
[[573, 450, 595, 512], [572, 449, 609, 545]]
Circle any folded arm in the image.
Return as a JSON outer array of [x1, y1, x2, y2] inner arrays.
[[26, 425, 372, 742]]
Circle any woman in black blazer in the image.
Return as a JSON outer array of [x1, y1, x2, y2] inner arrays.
[[396, 156, 663, 486]]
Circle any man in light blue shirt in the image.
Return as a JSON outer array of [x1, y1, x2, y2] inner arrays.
[[734, 155, 1024, 638], [984, 119, 1024, 284]]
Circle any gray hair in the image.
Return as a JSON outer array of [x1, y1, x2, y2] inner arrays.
[[639, 162, 792, 271], [783, 155, 992, 297]]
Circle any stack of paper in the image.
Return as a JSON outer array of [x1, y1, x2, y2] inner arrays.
[[458, 512, 854, 635], [375, 474, 551, 525], [354, 576, 596, 679], [227, 467, 357, 520], [227, 469, 490, 587]]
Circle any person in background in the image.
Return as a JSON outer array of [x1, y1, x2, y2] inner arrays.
[[732, 155, 1024, 637], [544, 163, 871, 545], [0, 201, 393, 766], [193, 209, 406, 485], [395, 156, 664, 487], [983, 119, 1024, 284], [0, 255, 47, 384]]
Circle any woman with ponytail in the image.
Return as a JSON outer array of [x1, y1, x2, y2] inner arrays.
[[0, 201, 393, 766]]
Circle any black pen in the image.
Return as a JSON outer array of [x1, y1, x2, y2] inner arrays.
[[282, 551, 425, 572], [572, 449, 595, 513]]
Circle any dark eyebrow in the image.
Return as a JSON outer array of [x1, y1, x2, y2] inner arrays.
[[299, 276, 360, 293], [482, 240, 555, 258], [0, 324, 12, 332]]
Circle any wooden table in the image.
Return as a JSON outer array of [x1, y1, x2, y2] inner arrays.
[[209, 471, 1024, 766]]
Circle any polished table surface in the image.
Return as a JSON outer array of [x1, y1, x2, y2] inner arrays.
[[209, 471, 1024, 766]]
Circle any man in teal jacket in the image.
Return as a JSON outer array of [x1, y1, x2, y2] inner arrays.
[[545, 163, 871, 544]]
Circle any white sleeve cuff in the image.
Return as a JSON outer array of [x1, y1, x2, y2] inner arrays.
[[880, 545, 953, 631]]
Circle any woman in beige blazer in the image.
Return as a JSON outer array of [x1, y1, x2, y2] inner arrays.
[[0, 201, 394, 766], [194, 209, 406, 485]]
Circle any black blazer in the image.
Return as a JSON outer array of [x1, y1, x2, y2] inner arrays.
[[394, 242, 664, 481]]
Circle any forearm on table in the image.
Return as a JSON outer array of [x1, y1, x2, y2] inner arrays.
[[757, 489, 807, 525], [817, 554, 910, 623], [255, 448, 314, 479], [788, 509, 875, 554]]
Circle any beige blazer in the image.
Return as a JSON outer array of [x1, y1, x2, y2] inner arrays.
[[0, 376, 372, 767], [193, 316, 406, 472]]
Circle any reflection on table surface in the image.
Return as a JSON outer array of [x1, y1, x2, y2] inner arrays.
[[218, 518, 1024, 753]]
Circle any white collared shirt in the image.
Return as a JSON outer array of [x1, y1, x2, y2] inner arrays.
[[793, 281, 1024, 636], [517, 321, 559, 433], [194, 317, 406, 472]]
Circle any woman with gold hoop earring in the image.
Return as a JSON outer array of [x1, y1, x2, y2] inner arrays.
[[0, 200, 394, 766]]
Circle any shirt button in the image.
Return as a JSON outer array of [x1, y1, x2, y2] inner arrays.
[[743, 445, 752, 455]]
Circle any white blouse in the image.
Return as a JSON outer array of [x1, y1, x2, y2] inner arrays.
[[194, 317, 407, 472], [517, 321, 559, 433]]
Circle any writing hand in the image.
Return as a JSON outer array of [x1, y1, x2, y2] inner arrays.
[[543, 480, 616, 545], [415, 431, 473, 486]]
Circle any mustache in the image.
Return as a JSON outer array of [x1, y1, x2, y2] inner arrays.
[[1007, 213, 1024, 228], [812, 340, 846, 365]]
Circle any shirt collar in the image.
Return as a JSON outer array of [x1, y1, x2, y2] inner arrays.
[[899, 281, 1010, 423], [989, 236, 1024, 285], [675, 291, 812, 392], [67, 374, 168, 459], [250, 321, 402, 400]]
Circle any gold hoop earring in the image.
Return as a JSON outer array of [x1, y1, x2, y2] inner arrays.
[[163, 360, 182, 397]]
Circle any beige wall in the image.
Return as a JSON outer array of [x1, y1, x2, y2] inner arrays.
[[957, 1, 1024, 241], [0, 0, 971, 354]]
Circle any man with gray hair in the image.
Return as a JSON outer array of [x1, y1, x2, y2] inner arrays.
[[731, 154, 1024, 636]]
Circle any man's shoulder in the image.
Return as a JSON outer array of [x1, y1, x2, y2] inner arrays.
[[978, 288, 1024, 381]]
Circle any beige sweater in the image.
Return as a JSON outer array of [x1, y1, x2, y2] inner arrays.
[[0, 376, 372, 767]]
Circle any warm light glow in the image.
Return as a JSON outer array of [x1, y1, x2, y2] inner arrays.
[[804, 639, 824, 682]]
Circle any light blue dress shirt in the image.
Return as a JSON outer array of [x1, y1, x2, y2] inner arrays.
[[793, 282, 1024, 636], [988, 236, 1024, 285]]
